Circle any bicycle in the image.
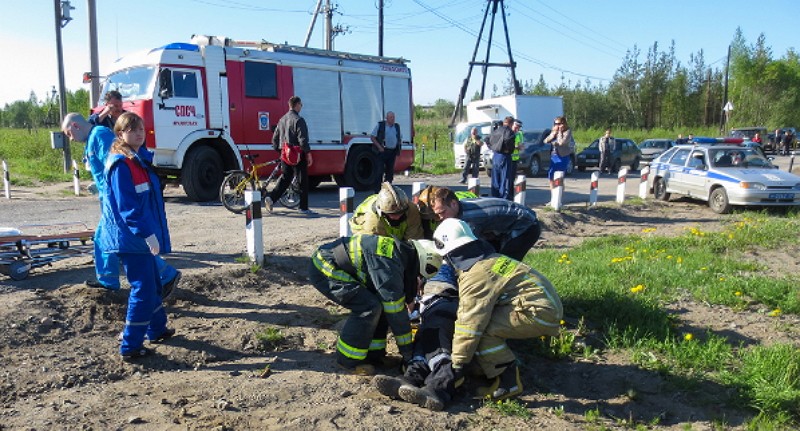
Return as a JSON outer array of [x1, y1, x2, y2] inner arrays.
[[219, 154, 301, 213]]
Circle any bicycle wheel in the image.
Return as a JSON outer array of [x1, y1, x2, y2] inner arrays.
[[278, 177, 302, 209], [219, 171, 254, 213]]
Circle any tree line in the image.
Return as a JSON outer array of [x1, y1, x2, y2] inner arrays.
[[4, 28, 797, 134]]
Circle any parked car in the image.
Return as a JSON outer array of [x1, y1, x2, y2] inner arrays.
[[648, 144, 800, 214], [730, 127, 770, 152], [452, 121, 494, 170], [482, 128, 576, 177], [576, 138, 641, 172], [638, 139, 676, 164]]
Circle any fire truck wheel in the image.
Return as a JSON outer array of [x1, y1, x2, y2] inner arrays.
[[344, 145, 381, 191], [182, 146, 224, 202]]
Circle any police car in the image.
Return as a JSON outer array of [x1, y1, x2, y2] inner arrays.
[[648, 140, 800, 214]]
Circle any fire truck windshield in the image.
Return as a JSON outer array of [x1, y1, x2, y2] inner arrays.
[[100, 66, 157, 101]]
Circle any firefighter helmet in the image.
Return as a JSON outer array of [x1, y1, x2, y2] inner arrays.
[[432, 218, 478, 255], [417, 185, 441, 220], [410, 239, 443, 279], [375, 182, 409, 216]]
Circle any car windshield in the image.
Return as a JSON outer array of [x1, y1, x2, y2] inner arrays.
[[100, 66, 157, 101], [710, 148, 772, 168], [641, 140, 666, 149]]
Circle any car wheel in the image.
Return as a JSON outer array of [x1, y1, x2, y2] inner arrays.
[[709, 187, 732, 214], [577, 165, 586, 172], [526, 157, 541, 177], [182, 145, 224, 202], [611, 159, 622, 173], [631, 157, 640, 171], [654, 177, 670, 201], [344, 145, 381, 191]]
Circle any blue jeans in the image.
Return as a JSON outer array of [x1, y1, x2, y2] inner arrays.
[[491, 153, 513, 200]]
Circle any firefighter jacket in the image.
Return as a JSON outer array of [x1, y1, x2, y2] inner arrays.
[[98, 147, 172, 255], [457, 198, 539, 247], [311, 234, 416, 355], [447, 240, 563, 367], [349, 195, 424, 240]]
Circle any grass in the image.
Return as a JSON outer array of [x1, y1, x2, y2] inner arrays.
[[525, 210, 800, 427], [254, 325, 285, 351], [0, 128, 85, 185]]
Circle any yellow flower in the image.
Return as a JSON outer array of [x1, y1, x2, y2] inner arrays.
[[769, 308, 782, 317], [728, 233, 734, 240], [667, 255, 673, 259], [735, 291, 742, 297], [630, 284, 644, 293], [561, 254, 569, 260], [560, 320, 566, 326], [684, 333, 694, 341], [641, 227, 657, 233], [700, 267, 708, 271], [676, 257, 683, 264], [719, 277, 726, 281]]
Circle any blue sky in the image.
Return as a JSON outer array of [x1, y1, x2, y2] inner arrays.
[[1, 0, 797, 108]]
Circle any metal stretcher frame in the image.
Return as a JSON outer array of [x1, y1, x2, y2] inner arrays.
[[0, 223, 94, 281]]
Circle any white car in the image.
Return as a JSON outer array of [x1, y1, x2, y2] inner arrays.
[[648, 144, 800, 214]]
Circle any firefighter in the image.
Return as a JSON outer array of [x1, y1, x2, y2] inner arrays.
[[349, 182, 424, 240], [429, 187, 541, 261], [417, 185, 477, 239], [432, 218, 563, 401], [372, 263, 462, 411], [309, 235, 443, 375]]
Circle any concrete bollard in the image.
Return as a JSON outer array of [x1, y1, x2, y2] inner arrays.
[[244, 190, 264, 265], [72, 159, 80, 196], [789, 152, 795, 173], [513, 175, 526, 205], [3, 160, 9, 199], [467, 177, 480, 196], [550, 171, 564, 211], [339, 187, 354, 237], [616, 168, 628, 204], [639, 166, 650, 199], [588, 171, 599, 207]]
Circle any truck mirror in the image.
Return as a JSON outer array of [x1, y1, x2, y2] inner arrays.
[[159, 68, 173, 99]]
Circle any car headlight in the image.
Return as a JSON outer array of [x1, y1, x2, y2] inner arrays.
[[739, 182, 766, 190]]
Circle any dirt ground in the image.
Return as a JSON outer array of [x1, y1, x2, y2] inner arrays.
[[1, 180, 799, 431]]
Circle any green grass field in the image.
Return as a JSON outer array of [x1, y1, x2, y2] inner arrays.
[[0, 128, 85, 186]]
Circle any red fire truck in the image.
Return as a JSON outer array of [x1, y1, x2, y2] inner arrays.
[[94, 35, 415, 201]]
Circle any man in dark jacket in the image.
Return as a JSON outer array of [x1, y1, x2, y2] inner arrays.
[[488, 116, 516, 200], [371, 111, 402, 190], [267, 96, 314, 215]]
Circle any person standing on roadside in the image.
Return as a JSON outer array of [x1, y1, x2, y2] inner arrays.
[[61, 113, 180, 294], [598, 128, 616, 174], [544, 116, 574, 190], [371, 111, 402, 190], [88, 90, 126, 129], [488, 116, 516, 200], [266, 96, 315, 215], [460, 127, 482, 184], [99, 112, 176, 361]]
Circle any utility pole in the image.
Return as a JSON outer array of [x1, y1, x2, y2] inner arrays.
[[324, 0, 333, 50], [303, 0, 324, 48], [378, 0, 384, 56], [87, 0, 100, 108], [54, 0, 74, 173], [720, 44, 731, 134]]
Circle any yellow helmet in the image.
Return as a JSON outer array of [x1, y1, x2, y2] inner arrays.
[[417, 185, 442, 220], [375, 182, 409, 216]]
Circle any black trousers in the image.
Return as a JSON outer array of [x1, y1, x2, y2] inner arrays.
[[405, 297, 459, 401], [270, 156, 309, 210], [496, 222, 541, 261]]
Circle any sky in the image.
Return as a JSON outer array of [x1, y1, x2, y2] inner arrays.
[[1, 0, 798, 109]]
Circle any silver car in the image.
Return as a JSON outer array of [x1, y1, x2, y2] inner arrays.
[[648, 144, 800, 214]]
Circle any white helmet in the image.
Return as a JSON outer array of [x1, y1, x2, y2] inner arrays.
[[375, 182, 409, 216], [432, 218, 478, 255], [410, 239, 443, 279]]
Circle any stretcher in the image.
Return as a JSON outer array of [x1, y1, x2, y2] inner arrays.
[[0, 223, 94, 281]]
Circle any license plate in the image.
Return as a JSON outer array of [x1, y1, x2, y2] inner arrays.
[[768, 193, 794, 200]]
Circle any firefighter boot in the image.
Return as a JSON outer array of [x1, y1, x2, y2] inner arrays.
[[491, 363, 523, 400], [397, 384, 447, 411], [336, 357, 375, 376], [372, 375, 414, 399]]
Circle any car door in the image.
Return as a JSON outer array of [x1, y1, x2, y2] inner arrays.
[[684, 149, 710, 198], [665, 148, 692, 194]]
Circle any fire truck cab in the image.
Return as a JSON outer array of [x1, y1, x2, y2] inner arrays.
[[96, 35, 415, 201]]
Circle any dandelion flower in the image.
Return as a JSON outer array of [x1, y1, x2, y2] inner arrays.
[[560, 320, 566, 326], [676, 257, 683, 264], [719, 277, 726, 281], [630, 284, 644, 293], [684, 333, 694, 341], [769, 308, 782, 317], [735, 291, 742, 297]]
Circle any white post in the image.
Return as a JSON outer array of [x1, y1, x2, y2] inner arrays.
[[339, 187, 354, 237], [639, 166, 650, 199], [588, 171, 600, 207], [550, 171, 564, 211], [411, 181, 426, 203], [513, 175, 526, 205], [244, 190, 264, 265], [3, 160, 9, 199], [72, 159, 80, 196], [616, 168, 628, 204], [467, 177, 480, 196]]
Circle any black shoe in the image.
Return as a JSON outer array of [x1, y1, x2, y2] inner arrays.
[[85, 279, 119, 290], [120, 347, 153, 362], [373, 375, 413, 399], [149, 328, 175, 344], [161, 271, 181, 299], [398, 385, 445, 411]]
